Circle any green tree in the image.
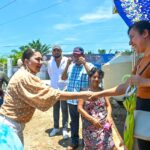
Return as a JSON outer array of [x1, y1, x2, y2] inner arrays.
[[123, 50, 133, 55], [86, 51, 93, 54], [9, 40, 51, 66], [9, 49, 25, 66], [98, 49, 106, 54], [0, 57, 7, 71], [0, 57, 7, 65], [27, 39, 51, 56]]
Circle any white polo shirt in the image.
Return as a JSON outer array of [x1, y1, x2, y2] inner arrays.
[[47, 56, 68, 90]]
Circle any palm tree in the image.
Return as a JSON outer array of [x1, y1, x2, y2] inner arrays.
[[28, 39, 51, 56], [9, 49, 24, 66], [0, 57, 7, 71], [9, 40, 51, 66]]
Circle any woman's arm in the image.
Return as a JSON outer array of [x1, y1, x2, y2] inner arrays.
[[92, 83, 128, 99], [128, 75, 150, 87], [18, 73, 93, 112], [78, 99, 102, 128], [105, 97, 113, 123], [57, 91, 93, 101]]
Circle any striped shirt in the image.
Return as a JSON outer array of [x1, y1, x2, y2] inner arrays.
[[67, 62, 93, 105]]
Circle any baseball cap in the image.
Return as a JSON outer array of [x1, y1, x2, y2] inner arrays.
[[73, 47, 84, 55], [52, 45, 62, 51]]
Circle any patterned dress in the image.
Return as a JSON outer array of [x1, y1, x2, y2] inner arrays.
[[82, 97, 115, 150]]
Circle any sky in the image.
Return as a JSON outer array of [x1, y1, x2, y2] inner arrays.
[[0, 0, 131, 57]]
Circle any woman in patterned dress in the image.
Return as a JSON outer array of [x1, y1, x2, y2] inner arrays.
[[78, 67, 115, 150]]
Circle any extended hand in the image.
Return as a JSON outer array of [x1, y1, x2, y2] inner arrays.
[[127, 75, 142, 86], [88, 91, 102, 101]]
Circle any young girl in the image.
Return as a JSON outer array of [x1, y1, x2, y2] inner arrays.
[[78, 67, 116, 150]]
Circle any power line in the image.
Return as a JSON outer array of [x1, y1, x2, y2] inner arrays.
[[0, 0, 16, 11], [0, 0, 69, 26]]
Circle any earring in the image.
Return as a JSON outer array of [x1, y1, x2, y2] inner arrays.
[[25, 65, 31, 73]]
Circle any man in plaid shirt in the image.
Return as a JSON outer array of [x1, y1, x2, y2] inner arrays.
[[62, 47, 94, 150]]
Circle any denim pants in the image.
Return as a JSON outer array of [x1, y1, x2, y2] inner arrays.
[[53, 100, 68, 129], [68, 104, 79, 145]]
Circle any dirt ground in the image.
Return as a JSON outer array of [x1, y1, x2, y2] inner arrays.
[[24, 99, 126, 150]]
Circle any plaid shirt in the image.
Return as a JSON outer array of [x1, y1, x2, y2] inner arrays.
[[67, 62, 93, 105]]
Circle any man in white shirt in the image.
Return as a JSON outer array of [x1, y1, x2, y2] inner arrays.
[[47, 45, 68, 139]]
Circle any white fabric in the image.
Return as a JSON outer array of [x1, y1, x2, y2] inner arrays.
[[47, 56, 68, 90], [62, 129, 69, 139], [134, 110, 150, 141], [0, 114, 25, 144]]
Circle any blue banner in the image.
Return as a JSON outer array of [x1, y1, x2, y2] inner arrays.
[[114, 0, 150, 26]]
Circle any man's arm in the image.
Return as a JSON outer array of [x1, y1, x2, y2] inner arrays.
[[91, 82, 128, 100], [78, 56, 93, 73], [61, 57, 72, 80]]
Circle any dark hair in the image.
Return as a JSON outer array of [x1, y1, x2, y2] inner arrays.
[[128, 20, 150, 35], [88, 67, 104, 79], [22, 48, 36, 63], [0, 88, 4, 97]]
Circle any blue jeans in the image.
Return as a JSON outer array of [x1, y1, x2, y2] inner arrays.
[[68, 104, 79, 145], [53, 100, 68, 129]]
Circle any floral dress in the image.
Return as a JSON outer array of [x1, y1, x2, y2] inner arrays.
[[82, 97, 115, 150]]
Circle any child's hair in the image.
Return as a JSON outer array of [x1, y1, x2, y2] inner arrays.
[[88, 67, 104, 90], [88, 67, 104, 79]]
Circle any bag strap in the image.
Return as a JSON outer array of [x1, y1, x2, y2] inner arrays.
[[139, 61, 150, 76]]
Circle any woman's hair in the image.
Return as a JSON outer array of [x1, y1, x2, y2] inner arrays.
[[0, 88, 4, 97], [128, 20, 150, 35], [88, 67, 104, 79], [22, 48, 36, 63]]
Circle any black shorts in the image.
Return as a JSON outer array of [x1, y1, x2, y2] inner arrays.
[[136, 97, 150, 111]]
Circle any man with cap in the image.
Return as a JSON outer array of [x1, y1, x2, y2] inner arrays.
[[47, 45, 69, 139], [62, 47, 94, 150]]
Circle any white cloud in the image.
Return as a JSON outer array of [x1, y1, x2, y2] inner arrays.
[[53, 23, 75, 30], [80, 7, 117, 23], [53, 6, 119, 31]]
